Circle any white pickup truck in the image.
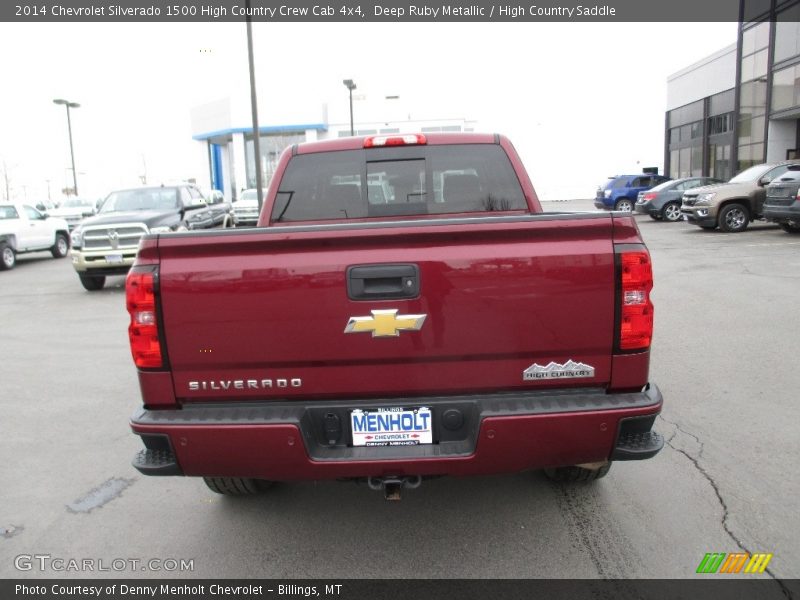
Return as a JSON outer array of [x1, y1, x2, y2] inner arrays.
[[0, 202, 71, 270]]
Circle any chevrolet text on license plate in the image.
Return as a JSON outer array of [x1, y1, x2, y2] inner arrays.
[[351, 407, 432, 447]]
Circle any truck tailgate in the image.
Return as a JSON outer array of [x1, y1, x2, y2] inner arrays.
[[156, 214, 615, 401]]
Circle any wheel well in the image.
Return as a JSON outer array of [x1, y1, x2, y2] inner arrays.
[[55, 229, 70, 244], [718, 199, 750, 218], [0, 234, 17, 250]]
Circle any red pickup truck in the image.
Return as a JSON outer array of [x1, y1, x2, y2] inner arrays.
[[127, 133, 663, 499]]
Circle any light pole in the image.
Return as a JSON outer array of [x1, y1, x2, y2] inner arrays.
[[53, 98, 80, 196], [343, 79, 356, 136]]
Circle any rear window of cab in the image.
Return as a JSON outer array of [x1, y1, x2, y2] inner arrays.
[[270, 144, 527, 222]]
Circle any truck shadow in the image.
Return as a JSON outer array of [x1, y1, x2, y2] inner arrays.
[[191, 471, 616, 578]]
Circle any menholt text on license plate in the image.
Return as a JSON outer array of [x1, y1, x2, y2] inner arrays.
[[351, 407, 433, 447]]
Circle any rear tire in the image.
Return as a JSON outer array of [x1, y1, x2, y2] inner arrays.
[[51, 233, 69, 258], [661, 202, 682, 223], [79, 273, 106, 291], [614, 199, 634, 212], [0, 242, 16, 270], [544, 463, 612, 482], [203, 477, 271, 495], [718, 203, 750, 232]]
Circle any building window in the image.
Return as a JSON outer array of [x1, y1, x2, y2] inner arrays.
[[667, 100, 704, 128], [738, 21, 770, 174], [737, 143, 765, 171], [709, 143, 732, 181], [708, 113, 733, 135], [709, 89, 735, 115], [741, 20, 770, 56], [775, 3, 800, 64], [670, 149, 679, 178], [771, 63, 800, 112], [741, 48, 769, 82]]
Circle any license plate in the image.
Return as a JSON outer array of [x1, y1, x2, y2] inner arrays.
[[350, 407, 433, 447], [106, 254, 123, 264]]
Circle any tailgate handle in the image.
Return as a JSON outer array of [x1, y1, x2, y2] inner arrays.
[[347, 264, 420, 300]]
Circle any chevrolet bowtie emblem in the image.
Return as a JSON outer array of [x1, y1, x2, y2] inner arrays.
[[344, 309, 427, 338]]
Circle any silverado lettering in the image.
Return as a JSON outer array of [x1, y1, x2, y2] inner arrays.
[[127, 132, 664, 500], [188, 379, 302, 391]]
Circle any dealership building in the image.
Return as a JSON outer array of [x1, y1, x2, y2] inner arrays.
[[667, 1, 800, 180]]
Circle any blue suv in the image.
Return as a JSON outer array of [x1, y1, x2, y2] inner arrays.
[[595, 174, 671, 212]]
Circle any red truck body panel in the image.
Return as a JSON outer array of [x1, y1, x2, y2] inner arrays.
[[155, 215, 619, 403]]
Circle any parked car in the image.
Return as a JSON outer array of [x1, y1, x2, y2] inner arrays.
[[231, 188, 260, 226], [203, 189, 233, 228], [47, 197, 96, 230], [763, 166, 800, 233], [635, 177, 723, 222], [0, 202, 70, 270], [594, 174, 671, 212], [34, 199, 58, 213], [69, 184, 220, 291], [681, 160, 800, 232]]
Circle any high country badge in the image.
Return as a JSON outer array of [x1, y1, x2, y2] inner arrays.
[[523, 360, 595, 381]]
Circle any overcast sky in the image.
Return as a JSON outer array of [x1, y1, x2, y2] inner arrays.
[[0, 21, 738, 202]]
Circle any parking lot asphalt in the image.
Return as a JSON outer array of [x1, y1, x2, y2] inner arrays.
[[0, 202, 798, 585]]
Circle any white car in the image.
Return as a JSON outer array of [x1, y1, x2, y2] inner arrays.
[[0, 202, 71, 270], [231, 188, 260, 226], [48, 197, 96, 230]]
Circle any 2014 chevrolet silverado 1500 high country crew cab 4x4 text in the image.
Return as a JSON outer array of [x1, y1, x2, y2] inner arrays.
[[126, 133, 664, 499]]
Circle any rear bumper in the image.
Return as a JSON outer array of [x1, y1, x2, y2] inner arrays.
[[594, 198, 611, 209], [131, 384, 664, 480], [763, 205, 800, 222], [635, 203, 660, 217]]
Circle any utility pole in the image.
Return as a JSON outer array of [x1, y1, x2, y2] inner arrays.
[[245, 0, 264, 212]]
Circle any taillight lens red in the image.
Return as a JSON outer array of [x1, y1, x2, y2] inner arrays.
[[619, 251, 654, 351], [643, 193, 656, 202], [126, 269, 162, 368]]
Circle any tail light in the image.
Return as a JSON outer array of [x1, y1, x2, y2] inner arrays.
[[364, 134, 426, 148], [642, 193, 656, 202], [617, 250, 654, 351], [126, 267, 163, 368]]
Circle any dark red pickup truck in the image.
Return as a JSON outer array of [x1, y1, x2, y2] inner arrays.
[[127, 133, 663, 499]]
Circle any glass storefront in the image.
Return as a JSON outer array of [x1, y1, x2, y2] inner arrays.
[[775, 3, 800, 64], [738, 20, 771, 171], [667, 89, 735, 180], [244, 133, 305, 189]]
